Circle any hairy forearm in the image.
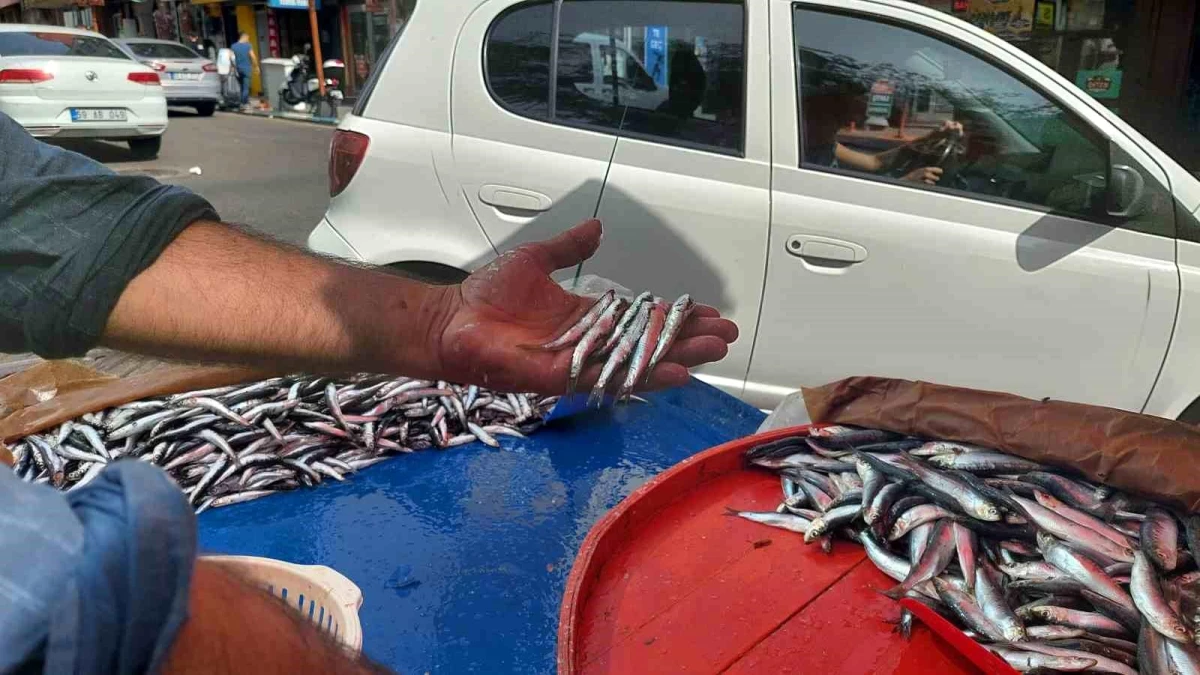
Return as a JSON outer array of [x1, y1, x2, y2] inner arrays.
[[163, 560, 387, 674], [102, 221, 453, 378]]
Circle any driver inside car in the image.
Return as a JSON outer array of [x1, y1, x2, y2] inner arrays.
[[801, 78, 964, 185]]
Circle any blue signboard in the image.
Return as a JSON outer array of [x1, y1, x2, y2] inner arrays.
[[644, 25, 668, 88], [268, 0, 319, 11]]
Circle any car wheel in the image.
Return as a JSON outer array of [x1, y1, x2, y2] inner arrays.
[[128, 136, 162, 160], [196, 102, 216, 117], [386, 262, 468, 285]]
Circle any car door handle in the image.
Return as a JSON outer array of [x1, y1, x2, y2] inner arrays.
[[785, 235, 867, 264], [479, 184, 553, 212]]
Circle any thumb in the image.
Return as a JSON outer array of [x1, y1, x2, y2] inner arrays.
[[523, 219, 603, 274]]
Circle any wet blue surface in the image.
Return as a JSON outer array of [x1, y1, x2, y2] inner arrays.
[[197, 380, 764, 674]]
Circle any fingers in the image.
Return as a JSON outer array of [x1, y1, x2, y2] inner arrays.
[[924, 167, 943, 184], [676, 315, 739, 344], [521, 219, 604, 274], [661, 335, 730, 369]]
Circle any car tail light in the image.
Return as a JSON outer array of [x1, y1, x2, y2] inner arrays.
[[148, 61, 167, 72], [0, 68, 53, 84], [128, 72, 161, 85], [329, 130, 370, 197], [202, 63, 217, 73]]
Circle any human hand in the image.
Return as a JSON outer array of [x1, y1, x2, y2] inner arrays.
[[429, 219, 739, 395], [938, 120, 964, 137], [902, 166, 944, 185]]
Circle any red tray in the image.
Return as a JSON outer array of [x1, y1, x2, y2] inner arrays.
[[558, 425, 1015, 675]]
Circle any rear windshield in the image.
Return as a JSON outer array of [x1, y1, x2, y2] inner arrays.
[[0, 32, 129, 59], [125, 42, 202, 60]]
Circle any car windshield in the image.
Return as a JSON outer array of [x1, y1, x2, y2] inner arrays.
[[126, 42, 202, 60], [0, 32, 129, 59]]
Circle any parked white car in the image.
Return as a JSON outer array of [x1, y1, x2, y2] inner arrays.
[[0, 25, 167, 159], [117, 38, 219, 117], [309, 0, 1200, 422]]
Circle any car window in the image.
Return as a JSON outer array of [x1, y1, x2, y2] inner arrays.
[[485, 0, 746, 154], [0, 32, 129, 60], [792, 7, 1111, 220], [125, 42, 201, 60]]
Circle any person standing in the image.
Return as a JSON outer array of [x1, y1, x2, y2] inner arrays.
[[216, 44, 238, 110], [230, 32, 258, 110]]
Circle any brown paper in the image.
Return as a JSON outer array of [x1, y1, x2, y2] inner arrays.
[[803, 376, 1200, 513], [0, 361, 116, 420], [0, 363, 271, 444]]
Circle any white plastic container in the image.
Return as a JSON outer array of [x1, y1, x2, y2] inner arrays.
[[204, 555, 364, 652]]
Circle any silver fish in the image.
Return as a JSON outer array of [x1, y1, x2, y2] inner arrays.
[[599, 291, 651, 355], [725, 508, 812, 534], [618, 302, 666, 400], [535, 289, 616, 350], [568, 295, 624, 393], [644, 294, 695, 378], [1131, 550, 1192, 643], [1142, 507, 1181, 572], [589, 302, 650, 407]]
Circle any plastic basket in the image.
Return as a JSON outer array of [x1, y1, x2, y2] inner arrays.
[[204, 555, 364, 652]]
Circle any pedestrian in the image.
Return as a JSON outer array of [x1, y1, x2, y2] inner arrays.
[[216, 43, 238, 110], [230, 32, 258, 110], [0, 109, 737, 674], [184, 32, 204, 57]]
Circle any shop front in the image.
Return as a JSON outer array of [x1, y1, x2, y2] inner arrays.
[[0, 0, 22, 22], [909, 0, 1200, 170], [344, 0, 410, 93]]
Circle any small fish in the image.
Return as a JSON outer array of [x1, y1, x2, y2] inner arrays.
[[987, 646, 1096, 672], [599, 291, 651, 355], [1142, 507, 1181, 572], [932, 577, 1006, 642], [533, 289, 616, 350], [725, 508, 812, 534], [1131, 550, 1192, 643], [886, 520, 956, 598], [588, 302, 650, 407], [644, 294, 695, 378], [618, 303, 666, 400], [888, 504, 954, 541], [568, 294, 624, 393], [1016, 606, 1130, 638]]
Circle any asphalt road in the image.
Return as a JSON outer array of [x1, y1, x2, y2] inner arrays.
[[53, 110, 334, 246]]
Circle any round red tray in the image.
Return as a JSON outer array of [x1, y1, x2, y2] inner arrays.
[[558, 425, 995, 675]]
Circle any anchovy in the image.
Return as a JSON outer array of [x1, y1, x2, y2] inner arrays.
[[887, 520, 956, 598], [1039, 536, 1134, 612], [1033, 489, 1132, 550], [725, 508, 812, 534], [1017, 642, 1138, 675], [889, 504, 954, 541], [1142, 507, 1181, 572], [954, 523, 979, 594], [599, 291, 651, 356], [987, 646, 1096, 672], [803, 504, 862, 543], [618, 303, 666, 400], [568, 295, 624, 394], [1017, 606, 1131, 638], [927, 452, 1044, 475], [893, 454, 1001, 521], [1013, 494, 1135, 563], [534, 289, 616, 350], [589, 302, 650, 407], [933, 577, 1006, 642], [865, 481, 906, 524], [1131, 550, 1193, 643], [976, 565, 1026, 641]]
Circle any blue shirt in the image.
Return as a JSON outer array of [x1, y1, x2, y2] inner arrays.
[[231, 42, 253, 72]]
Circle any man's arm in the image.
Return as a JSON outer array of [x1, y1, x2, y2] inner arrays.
[[103, 219, 737, 394]]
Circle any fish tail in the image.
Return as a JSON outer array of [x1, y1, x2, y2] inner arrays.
[[881, 585, 908, 600], [723, 507, 742, 517]]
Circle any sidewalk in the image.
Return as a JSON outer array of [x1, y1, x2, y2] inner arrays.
[[224, 96, 355, 127]]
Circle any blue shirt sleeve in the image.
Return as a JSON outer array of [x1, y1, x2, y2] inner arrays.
[[0, 112, 219, 358], [0, 461, 196, 675]]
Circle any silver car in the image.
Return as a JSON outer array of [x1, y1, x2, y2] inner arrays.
[[116, 38, 218, 116]]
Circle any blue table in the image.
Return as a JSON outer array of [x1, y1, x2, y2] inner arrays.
[[198, 380, 765, 673]]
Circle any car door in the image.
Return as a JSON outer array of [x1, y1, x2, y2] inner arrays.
[[745, 0, 1180, 412], [451, 0, 619, 263], [572, 0, 771, 396]]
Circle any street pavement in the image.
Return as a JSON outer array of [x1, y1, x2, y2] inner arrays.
[[53, 110, 334, 246]]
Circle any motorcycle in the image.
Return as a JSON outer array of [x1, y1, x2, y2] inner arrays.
[[279, 51, 345, 118]]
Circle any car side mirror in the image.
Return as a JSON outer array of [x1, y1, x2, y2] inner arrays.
[[1107, 164, 1146, 219]]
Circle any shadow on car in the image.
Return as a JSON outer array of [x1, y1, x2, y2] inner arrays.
[[463, 180, 734, 312]]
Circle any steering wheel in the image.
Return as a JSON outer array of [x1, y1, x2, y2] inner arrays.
[[888, 128, 969, 189]]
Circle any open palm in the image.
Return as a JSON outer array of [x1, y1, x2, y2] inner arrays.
[[433, 220, 738, 395]]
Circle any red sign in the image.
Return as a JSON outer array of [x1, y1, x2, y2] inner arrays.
[[952, 0, 968, 11], [267, 10, 280, 58]]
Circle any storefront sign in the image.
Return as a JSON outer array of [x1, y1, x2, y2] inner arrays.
[[267, 10, 280, 57], [1034, 0, 1055, 28], [968, 0, 1035, 41], [866, 79, 894, 127], [1075, 69, 1123, 99], [267, 0, 320, 11], [644, 25, 668, 89]]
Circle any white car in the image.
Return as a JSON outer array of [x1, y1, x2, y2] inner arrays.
[[309, 0, 1200, 423], [0, 24, 167, 159], [117, 38, 219, 117]]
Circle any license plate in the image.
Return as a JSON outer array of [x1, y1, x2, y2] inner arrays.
[[169, 72, 200, 81], [70, 108, 127, 122]]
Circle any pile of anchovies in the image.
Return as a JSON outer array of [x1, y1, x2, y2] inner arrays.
[[7, 375, 556, 513], [730, 425, 1200, 674], [536, 290, 694, 406]]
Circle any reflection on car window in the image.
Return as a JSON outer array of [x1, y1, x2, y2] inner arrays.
[[127, 42, 203, 60], [0, 32, 129, 60], [487, 1, 553, 119], [793, 8, 1109, 218], [485, 0, 745, 154]]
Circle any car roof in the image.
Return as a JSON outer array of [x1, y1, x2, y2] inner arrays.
[[0, 24, 108, 36], [117, 38, 189, 45]]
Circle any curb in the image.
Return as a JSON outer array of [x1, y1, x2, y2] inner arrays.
[[220, 108, 342, 127]]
